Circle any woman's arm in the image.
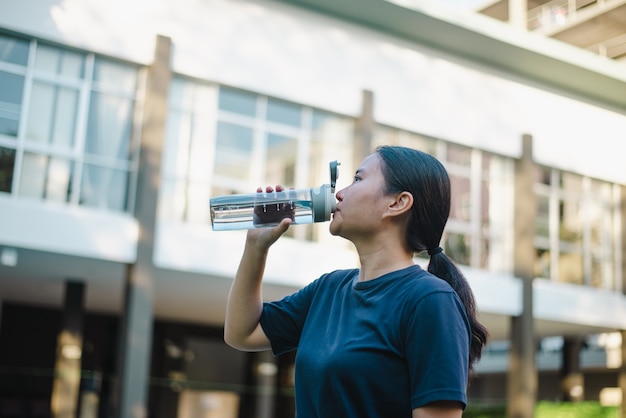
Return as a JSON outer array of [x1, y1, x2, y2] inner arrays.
[[412, 401, 463, 418], [223, 239, 272, 351], [223, 186, 292, 351]]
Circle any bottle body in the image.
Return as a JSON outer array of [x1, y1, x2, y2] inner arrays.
[[210, 186, 334, 231]]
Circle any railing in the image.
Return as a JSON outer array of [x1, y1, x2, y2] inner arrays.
[[527, 0, 605, 30], [587, 33, 626, 59]]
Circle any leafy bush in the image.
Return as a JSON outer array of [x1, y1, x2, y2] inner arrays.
[[463, 401, 620, 418], [463, 404, 506, 418], [535, 401, 620, 418]]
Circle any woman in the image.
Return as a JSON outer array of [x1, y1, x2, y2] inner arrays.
[[224, 145, 488, 418]]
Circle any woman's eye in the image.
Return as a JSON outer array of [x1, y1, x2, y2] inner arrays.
[[353, 176, 361, 183]]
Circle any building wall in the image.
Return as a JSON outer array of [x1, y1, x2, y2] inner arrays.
[[1, 0, 625, 338], [1, 0, 626, 415], [2, 0, 626, 182], [2, 0, 625, 299]]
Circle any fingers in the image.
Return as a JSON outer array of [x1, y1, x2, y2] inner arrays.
[[247, 216, 292, 248], [269, 218, 292, 242], [256, 185, 285, 193], [278, 217, 292, 231], [252, 185, 295, 227]]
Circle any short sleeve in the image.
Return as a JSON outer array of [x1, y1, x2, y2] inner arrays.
[[404, 291, 471, 409], [259, 277, 322, 355]]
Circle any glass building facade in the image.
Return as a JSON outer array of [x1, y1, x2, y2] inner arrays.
[[0, 0, 625, 414], [0, 34, 141, 212]]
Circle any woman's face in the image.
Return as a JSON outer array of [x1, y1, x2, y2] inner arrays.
[[329, 153, 391, 239]]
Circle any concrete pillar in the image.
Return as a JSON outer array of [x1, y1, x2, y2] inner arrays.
[[115, 34, 172, 418], [353, 89, 374, 169], [509, 0, 528, 29], [254, 350, 278, 418], [51, 280, 85, 418], [507, 134, 537, 418], [560, 337, 584, 401], [618, 331, 626, 418], [618, 186, 626, 418]]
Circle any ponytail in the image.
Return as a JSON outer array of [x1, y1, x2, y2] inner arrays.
[[427, 250, 488, 376], [376, 145, 489, 376]]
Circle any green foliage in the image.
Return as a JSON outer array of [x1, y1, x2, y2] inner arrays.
[[535, 401, 620, 418], [463, 401, 620, 418], [463, 404, 506, 418]]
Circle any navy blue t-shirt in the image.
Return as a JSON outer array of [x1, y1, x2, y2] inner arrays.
[[260, 264, 471, 418]]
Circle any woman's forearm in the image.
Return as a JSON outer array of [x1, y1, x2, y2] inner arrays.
[[224, 242, 272, 351]]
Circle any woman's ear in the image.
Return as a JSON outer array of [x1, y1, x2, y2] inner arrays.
[[386, 191, 413, 218]]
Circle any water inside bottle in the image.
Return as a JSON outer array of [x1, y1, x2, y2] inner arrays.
[[210, 193, 314, 231]]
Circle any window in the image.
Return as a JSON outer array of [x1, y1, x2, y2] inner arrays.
[[441, 143, 512, 270], [444, 144, 481, 267], [218, 87, 255, 116], [161, 78, 354, 243], [34, 44, 84, 77], [266, 132, 297, 184], [19, 153, 74, 203], [214, 121, 254, 181], [0, 34, 28, 138], [372, 128, 512, 270], [0, 35, 29, 65], [534, 167, 621, 290], [0, 71, 24, 137], [0, 33, 141, 212], [212, 86, 304, 199], [444, 232, 471, 266], [82, 59, 139, 211], [267, 97, 301, 127], [161, 77, 217, 224], [0, 146, 15, 192], [307, 109, 353, 242], [26, 81, 79, 147]]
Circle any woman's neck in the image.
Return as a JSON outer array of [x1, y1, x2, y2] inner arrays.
[[355, 237, 414, 282]]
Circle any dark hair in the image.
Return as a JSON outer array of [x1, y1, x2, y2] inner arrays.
[[376, 145, 488, 376]]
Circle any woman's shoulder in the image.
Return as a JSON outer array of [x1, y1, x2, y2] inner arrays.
[[396, 267, 464, 321], [320, 268, 359, 285], [302, 269, 358, 300], [399, 265, 456, 297]]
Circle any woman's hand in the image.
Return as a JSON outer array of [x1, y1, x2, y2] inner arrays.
[[246, 185, 293, 250]]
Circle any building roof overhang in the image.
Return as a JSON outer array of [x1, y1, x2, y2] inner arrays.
[[277, 0, 626, 112]]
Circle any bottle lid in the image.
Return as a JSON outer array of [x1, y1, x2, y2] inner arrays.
[[311, 160, 340, 222], [330, 160, 339, 191]]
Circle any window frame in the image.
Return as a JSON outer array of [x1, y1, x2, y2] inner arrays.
[[533, 166, 622, 290], [0, 32, 142, 213]]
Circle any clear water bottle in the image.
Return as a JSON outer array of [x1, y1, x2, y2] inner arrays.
[[210, 161, 340, 231]]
